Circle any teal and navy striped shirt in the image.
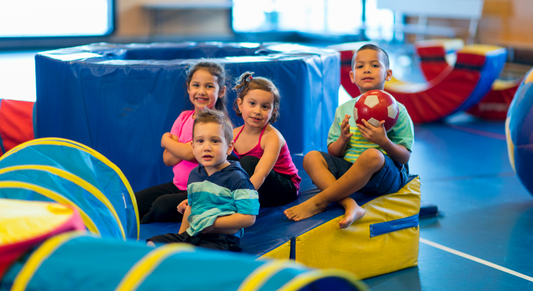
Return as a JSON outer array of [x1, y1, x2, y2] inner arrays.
[[186, 161, 260, 238], [327, 97, 414, 163]]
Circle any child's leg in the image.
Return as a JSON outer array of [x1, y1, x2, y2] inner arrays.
[[135, 182, 178, 219], [302, 151, 337, 190], [178, 205, 192, 234], [303, 151, 366, 228], [240, 155, 297, 207], [337, 197, 366, 229], [285, 149, 384, 223]]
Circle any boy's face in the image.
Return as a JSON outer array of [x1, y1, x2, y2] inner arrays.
[[191, 122, 233, 176], [349, 49, 392, 94]]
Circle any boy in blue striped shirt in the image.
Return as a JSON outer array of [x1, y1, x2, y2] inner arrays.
[[285, 44, 414, 229], [147, 109, 259, 251]]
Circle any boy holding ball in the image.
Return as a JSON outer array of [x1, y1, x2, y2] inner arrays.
[[285, 44, 414, 228]]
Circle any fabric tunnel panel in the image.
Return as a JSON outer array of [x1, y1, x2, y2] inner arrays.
[[35, 42, 340, 192], [140, 176, 421, 279], [0, 138, 139, 240], [0, 199, 84, 278], [332, 43, 507, 123], [0, 232, 368, 291], [0, 168, 124, 239]]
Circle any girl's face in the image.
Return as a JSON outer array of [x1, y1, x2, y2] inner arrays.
[[187, 69, 225, 111], [237, 89, 275, 129]]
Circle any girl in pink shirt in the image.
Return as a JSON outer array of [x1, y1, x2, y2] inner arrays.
[[232, 72, 301, 207], [135, 61, 229, 223]]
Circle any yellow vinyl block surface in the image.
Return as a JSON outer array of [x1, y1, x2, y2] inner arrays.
[[260, 240, 291, 261], [294, 176, 421, 279]]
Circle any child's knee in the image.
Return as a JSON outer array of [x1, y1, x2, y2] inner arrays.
[[238, 155, 259, 175], [303, 151, 326, 170], [359, 149, 385, 167]]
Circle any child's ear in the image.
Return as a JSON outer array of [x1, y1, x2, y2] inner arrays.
[[219, 86, 226, 97], [226, 140, 234, 156], [385, 69, 393, 81], [237, 97, 243, 112], [349, 70, 356, 84]]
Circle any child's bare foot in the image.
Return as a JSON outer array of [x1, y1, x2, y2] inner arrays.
[[147, 241, 156, 247], [284, 199, 326, 221], [339, 205, 365, 229]]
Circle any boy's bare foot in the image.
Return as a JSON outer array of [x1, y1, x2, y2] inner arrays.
[[284, 199, 326, 221], [339, 205, 365, 229]]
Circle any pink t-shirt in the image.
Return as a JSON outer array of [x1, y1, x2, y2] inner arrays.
[[170, 110, 198, 190], [233, 125, 301, 191]]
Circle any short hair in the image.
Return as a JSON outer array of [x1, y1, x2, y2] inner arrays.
[[232, 71, 281, 124], [186, 60, 229, 116], [351, 44, 390, 70], [193, 108, 233, 145]]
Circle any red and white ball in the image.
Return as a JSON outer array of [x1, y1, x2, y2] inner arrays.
[[353, 90, 399, 132]]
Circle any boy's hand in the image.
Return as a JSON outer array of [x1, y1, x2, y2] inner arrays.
[[358, 119, 388, 145], [177, 199, 189, 214], [340, 114, 353, 141]]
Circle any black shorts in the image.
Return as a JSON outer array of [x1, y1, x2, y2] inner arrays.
[[147, 232, 242, 252], [320, 151, 408, 195]]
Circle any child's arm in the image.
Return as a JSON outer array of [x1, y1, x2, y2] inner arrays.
[[202, 213, 256, 234], [249, 129, 282, 190], [328, 114, 353, 157], [358, 120, 411, 164], [178, 204, 191, 234], [161, 132, 196, 166]]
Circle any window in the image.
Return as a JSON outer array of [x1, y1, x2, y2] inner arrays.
[[232, 0, 393, 41], [0, 0, 114, 38]]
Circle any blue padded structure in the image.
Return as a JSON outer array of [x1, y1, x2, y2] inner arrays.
[[34, 42, 340, 192], [140, 175, 421, 279]]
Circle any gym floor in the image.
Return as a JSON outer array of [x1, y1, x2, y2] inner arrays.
[[1, 45, 532, 291]]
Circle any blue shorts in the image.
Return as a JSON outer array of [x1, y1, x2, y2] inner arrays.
[[319, 151, 408, 196]]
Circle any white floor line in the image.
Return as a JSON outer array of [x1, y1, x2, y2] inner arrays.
[[420, 238, 533, 282]]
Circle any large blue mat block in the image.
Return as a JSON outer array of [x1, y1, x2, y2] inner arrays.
[[35, 42, 340, 192]]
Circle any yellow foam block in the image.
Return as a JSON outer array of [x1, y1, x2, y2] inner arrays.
[[294, 176, 421, 279], [260, 240, 291, 262]]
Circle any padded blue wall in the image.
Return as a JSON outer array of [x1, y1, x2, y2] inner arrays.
[[35, 42, 340, 192]]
